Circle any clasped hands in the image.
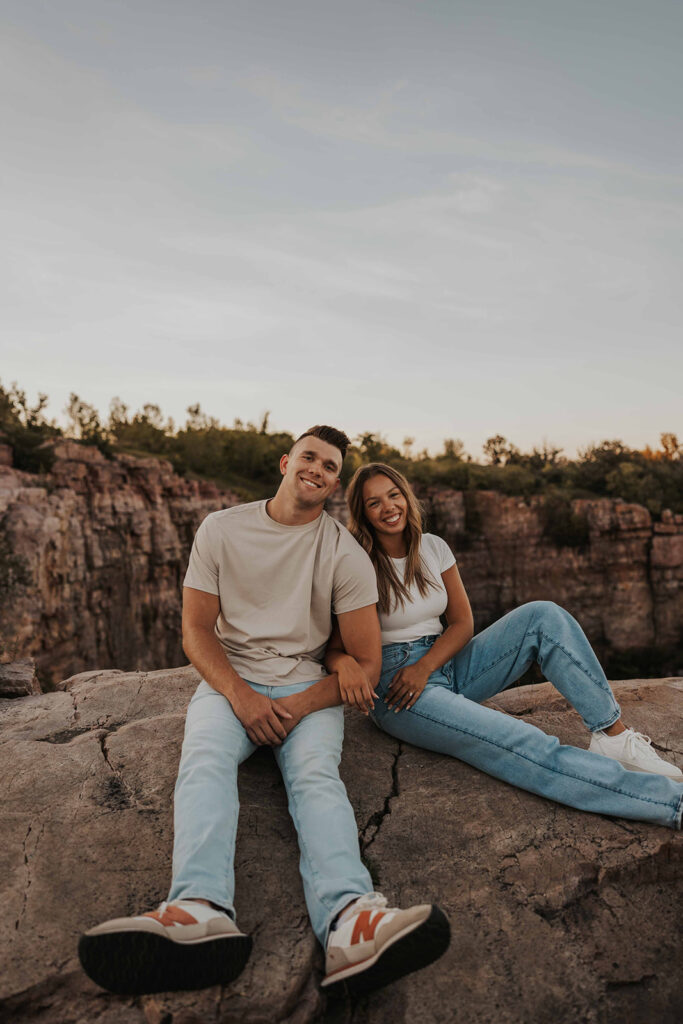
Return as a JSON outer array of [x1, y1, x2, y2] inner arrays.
[[338, 659, 430, 715], [231, 686, 304, 747]]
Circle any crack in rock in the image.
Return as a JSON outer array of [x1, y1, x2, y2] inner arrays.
[[98, 731, 154, 812], [14, 821, 44, 933], [70, 690, 80, 726], [651, 739, 683, 757], [39, 718, 127, 745], [359, 742, 403, 855], [606, 973, 657, 990]]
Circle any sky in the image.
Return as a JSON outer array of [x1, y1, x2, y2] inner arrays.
[[1, 0, 682, 458]]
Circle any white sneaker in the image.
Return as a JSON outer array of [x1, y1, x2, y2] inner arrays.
[[589, 728, 683, 780], [322, 892, 450, 995], [79, 899, 252, 994]]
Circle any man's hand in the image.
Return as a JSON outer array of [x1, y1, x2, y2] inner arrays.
[[230, 687, 293, 746], [337, 657, 378, 715], [386, 660, 431, 712]]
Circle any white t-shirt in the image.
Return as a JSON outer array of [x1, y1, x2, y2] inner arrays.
[[184, 501, 378, 685], [379, 534, 456, 645]]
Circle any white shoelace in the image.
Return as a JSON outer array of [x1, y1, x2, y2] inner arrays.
[[624, 730, 657, 760], [351, 892, 389, 912]]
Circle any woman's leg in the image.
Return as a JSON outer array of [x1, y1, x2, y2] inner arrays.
[[372, 670, 683, 829], [452, 601, 621, 731]]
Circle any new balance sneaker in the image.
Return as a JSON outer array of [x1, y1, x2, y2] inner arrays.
[[78, 899, 252, 994], [589, 728, 683, 780], [321, 892, 450, 995]]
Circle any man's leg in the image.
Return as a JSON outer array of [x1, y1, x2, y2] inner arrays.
[[78, 680, 256, 994], [272, 686, 451, 993], [273, 697, 371, 945], [169, 679, 255, 912]]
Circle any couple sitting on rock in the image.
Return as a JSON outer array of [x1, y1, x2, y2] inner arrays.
[[78, 425, 683, 999]]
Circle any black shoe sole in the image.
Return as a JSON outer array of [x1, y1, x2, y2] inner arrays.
[[78, 930, 253, 995], [326, 904, 451, 998]]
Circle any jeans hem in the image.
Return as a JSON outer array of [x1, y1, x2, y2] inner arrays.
[[322, 891, 373, 948], [166, 889, 235, 919], [674, 794, 683, 831], [587, 706, 622, 732]]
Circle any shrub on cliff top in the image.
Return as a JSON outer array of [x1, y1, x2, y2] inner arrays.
[[0, 381, 60, 473], [4, 383, 681, 514]]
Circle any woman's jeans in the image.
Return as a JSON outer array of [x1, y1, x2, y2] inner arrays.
[[168, 678, 372, 945], [372, 601, 683, 829]]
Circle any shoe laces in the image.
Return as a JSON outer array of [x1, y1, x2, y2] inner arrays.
[[624, 729, 655, 758], [351, 892, 389, 913]]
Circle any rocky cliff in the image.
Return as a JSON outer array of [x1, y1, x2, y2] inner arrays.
[[328, 487, 683, 675], [0, 443, 239, 685], [1, 669, 681, 1023], [1, 445, 681, 688], [426, 489, 683, 674]]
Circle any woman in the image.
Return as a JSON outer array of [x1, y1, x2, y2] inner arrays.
[[326, 463, 683, 829]]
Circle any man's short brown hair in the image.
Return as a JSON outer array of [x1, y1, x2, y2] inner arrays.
[[292, 425, 351, 461]]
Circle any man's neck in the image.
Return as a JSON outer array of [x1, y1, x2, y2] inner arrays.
[[266, 487, 325, 526]]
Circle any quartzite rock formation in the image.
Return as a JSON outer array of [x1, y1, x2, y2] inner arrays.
[[1, 668, 681, 1023], [1, 444, 681, 688]]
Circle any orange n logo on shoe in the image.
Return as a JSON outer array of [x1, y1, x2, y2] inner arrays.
[[351, 910, 385, 944]]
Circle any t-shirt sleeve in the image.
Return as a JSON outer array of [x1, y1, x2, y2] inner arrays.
[[183, 515, 220, 595], [333, 536, 379, 614], [432, 534, 457, 573]]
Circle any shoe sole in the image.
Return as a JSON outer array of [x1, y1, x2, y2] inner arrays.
[[322, 904, 450, 996], [78, 930, 252, 995]]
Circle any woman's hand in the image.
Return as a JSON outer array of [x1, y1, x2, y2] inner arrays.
[[337, 656, 378, 716], [386, 660, 431, 712]]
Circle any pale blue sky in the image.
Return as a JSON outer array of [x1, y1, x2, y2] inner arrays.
[[1, 0, 681, 456]]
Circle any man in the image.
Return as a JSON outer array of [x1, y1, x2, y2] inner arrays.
[[79, 425, 449, 998]]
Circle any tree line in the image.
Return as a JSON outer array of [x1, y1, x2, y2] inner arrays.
[[1, 381, 681, 517]]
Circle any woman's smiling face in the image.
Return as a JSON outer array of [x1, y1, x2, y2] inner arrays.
[[361, 474, 408, 539]]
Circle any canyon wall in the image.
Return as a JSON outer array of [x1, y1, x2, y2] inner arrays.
[[427, 489, 683, 672], [1, 444, 681, 687], [0, 443, 239, 685]]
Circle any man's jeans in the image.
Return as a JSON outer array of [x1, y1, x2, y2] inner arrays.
[[168, 678, 372, 944], [372, 602, 683, 829]]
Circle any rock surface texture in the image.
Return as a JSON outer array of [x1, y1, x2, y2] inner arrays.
[[2, 446, 681, 686], [1, 668, 681, 1023], [0, 658, 40, 698]]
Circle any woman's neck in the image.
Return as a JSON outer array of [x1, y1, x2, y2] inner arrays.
[[378, 532, 408, 559]]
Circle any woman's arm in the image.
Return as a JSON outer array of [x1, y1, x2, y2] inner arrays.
[[386, 565, 474, 711]]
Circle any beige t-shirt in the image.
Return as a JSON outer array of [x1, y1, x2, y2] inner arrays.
[[183, 500, 379, 686]]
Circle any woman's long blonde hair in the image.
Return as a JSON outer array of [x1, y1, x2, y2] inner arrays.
[[346, 463, 437, 614]]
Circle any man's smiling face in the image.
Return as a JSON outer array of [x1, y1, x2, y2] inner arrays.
[[280, 435, 343, 508]]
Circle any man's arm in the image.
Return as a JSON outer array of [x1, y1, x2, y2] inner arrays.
[[182, 586, 292, 746], [278, 604, 382, 725]]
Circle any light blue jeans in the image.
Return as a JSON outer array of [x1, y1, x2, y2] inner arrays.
[[372, 602, 683, 829], [168, 678, 372, 945]]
